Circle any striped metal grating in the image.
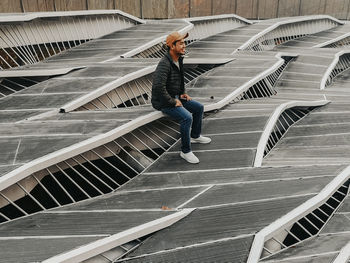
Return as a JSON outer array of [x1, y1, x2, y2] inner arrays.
[[240, 17, 340, 51], [75, 64, 218, 111], [233, 56, 294, 102], [261, 179, 350, 260], [131, 15, 250, 59], [83, 236, 149, 263], [0, 12, 139, 69], [0, 118, 180, 224], [0, 76, 51, 98], [263, 106, 315, 158], [324, 53, 350, 88]]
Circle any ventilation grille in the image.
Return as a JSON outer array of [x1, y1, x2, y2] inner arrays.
[[0, 76, 52, 98], [240, 18, 339, 51], [233, 56, 293, 102], [75, 64, 218, 111], [0, 118, 180, 224], [131, 16, 249, 59], [260, 179, 350, 260], [325, 53, 350, 88], [263, 106, 315, 158], [0, 13, 138, 69]]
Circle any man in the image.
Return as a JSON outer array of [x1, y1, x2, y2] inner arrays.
[[151, 31, 211, 164]]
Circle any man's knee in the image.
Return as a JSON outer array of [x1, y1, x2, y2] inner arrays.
[[198, 103, 204, 113], [181, 113, 192, 124]]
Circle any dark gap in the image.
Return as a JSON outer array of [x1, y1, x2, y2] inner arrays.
[[326, 198, 338, 209], [60, 164, 101, 197], [72, 163, 113, 194], [29, 183, 58, 209], [306, 213, 324, 229], [0, 202, 26, 221], [77, 160, 119, 189], [313, 208, 329, 222], [40, 174, 72, 205], [283, 223, 310, 246], [0, 214, 7, 223], [13, 195, 42, 214], [298, 217, 318, 235], [51, 168, 88, 202]]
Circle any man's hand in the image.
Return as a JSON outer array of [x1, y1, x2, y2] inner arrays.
[[175, 99, 183, 107], [180, 94, 192, 101]]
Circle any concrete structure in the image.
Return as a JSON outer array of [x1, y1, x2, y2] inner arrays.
[[0, 8, 350, 263]]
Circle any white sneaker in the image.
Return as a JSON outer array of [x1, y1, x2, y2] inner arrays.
[[180, 151, 199, 164], [191, 135, 211, 144]]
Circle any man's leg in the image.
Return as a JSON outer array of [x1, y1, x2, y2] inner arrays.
[[161, 106, 192, 153], [182, 100, 203, 139]]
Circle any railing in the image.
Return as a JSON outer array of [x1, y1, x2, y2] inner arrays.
[[205, 53, 294, 112], [247, 166, 350, 263], [253, 100, 329, 167], [233, 56, 294, 102], [314, 33, 350, 48], [60, 59, 230, 112], [0, 116, 180, 223], [238, 16, 342, 52], [185, 14, 252, 44], [262, 107, 314, 158], [123, 14, 251, 59], [261, 179, 349, 260], [0, 67, 83, 98], [247, 165, 350, 263], [75, 64, 218, 111], [0, 10, 143, 69], [43, 210, 194, 263], [320, 51, 350, 89]]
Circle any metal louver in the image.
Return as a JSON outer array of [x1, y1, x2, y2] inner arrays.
[[263, 106, 316, 158], [0, 11, 141, 69], [75, 64, 219, 111], [0, 118, 180, 224], [261, 179, 350, 260], [239, 17, 341, 51], [0, 76, 50, 98], [233, 56, 294, 102]]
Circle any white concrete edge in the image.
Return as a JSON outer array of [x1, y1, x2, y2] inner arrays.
[[313, 32, 350, 48], [204, 52, 286, 112], [253, 99, 330, 167], [42, 208, 195, 263], [237, 15, 344, 51], [61, 65, 157, 112], [0, 110, 164, 191], [0, 10, 144, 24], [186, 14, 252, 25], [247, 164, 350, 263], [184, 57, 234, 65], [320, 50, 346, 90], [109, 20, 194, 60], [21, 109, 62, 122], [0, 53, 286, 191], [333, 241, 350, 263], [0, 66, 85, 78], [62, 58, 234, 112]]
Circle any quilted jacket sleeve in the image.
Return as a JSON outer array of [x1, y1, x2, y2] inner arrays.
[[151, 57, 177, 109]]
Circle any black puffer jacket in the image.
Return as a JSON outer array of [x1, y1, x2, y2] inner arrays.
[[151, 52, 185, 110]]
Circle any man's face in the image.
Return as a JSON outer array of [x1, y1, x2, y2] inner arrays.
[[172, 39, 186, 55]]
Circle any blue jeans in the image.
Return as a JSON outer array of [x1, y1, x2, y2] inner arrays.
[[161, 99, 204, 153]]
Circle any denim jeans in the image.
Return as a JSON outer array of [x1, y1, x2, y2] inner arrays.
[[161, 99, 204, 153]]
